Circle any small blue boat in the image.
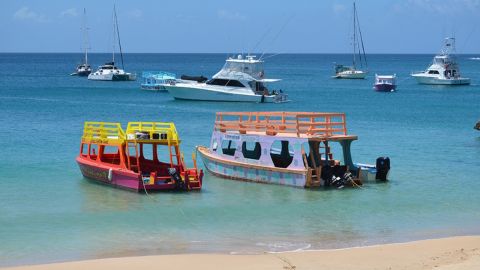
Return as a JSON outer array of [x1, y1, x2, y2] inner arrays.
[[141, 71, 176, 91]]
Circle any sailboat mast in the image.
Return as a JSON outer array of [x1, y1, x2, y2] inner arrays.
[[355, 3, 368, 69], [112, 7, 115, 64], [114, 6, 125, 70], [82, 8, 88, 65], [352, 1, 356, 69]]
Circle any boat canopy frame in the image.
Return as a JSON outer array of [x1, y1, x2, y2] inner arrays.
[[81, 121, 181, 146], [213, 112, 358, 141]]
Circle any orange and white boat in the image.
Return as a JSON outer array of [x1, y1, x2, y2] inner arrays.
[[197, 112, 390, 189], [76, 122, 202, 192]]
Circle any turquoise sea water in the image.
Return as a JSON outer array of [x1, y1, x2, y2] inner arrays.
[[0, 53, 479, 266]]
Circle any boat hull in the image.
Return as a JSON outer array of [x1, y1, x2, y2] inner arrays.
[[374, 84, 396, 92], [141, 84, 168, 91], [71, 70, 91, 76], [334, 70, 367, 79], [197, 146, 308, 188], [88, 73, 136, 81], [411, 74, 470, 85], [165, 85, 284, 103], [76, 157, 177, 192]]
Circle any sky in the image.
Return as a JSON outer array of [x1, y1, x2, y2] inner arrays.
[[1, 0, 479, 54]]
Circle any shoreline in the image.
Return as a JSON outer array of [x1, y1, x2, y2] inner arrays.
[[4, 236, 480, 270]]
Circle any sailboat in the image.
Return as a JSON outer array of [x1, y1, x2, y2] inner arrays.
[[88, 5, 136, 81], [333, 1, 368, 79], [71, 8, 91, 76]]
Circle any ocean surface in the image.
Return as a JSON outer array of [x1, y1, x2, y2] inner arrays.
[[0, 53, 479, 266]]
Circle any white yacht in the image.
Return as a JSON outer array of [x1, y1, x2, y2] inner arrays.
[[88, 62, 136, 81], [164, 55, 287, 103], [71, 8, 91, 76], [411, 38, 470, 85], [88, 5, 135, 81], [333, 1, 368, 79]]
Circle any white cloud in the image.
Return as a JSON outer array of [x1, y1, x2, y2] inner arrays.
[[60, 8, 78, 18], [217, 9, 246, 21], [13, 7, 48, 23], [333, 4, 346, 14]]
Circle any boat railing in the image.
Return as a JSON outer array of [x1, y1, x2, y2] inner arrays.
[[82, 122, 126, 144], [214, 112, 348, 138], [126, 122, 180, 145]]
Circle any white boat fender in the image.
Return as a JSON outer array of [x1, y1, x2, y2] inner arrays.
[[108, 168, 113, 181]]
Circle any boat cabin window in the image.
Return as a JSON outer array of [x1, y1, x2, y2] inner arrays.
[[206, 79, 245, 87], [157, 144, 176, 164], [127, 144, 137, 157], [81, 143, 88, 157], [100, 145, 121, 165], [221, 139, 237, 156], [242, 141, 261, 160], [89, 144, 98, 160], [141, 144, 154, 161], [270, 140, 293, 168], [428, 70, 439, 74]]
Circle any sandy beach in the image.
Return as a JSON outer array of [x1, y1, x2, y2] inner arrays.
[[4, 236, 479, 270]]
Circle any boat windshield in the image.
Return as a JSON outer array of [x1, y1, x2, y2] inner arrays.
[[206, 79, 245, 87], [216, 57, 265, 80], [433, 56, 454, 65]]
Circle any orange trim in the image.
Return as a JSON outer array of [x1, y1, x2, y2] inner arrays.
[[214, 112, 352, 139]]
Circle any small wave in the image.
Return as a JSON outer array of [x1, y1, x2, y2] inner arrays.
[[256, 242, 312, 253]]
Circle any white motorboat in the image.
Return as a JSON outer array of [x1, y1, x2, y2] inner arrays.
[[88, 5, 135, 81], [374, 74, 396, 92], [333, 1, 368, 79], [164, 55, 288, 103], [71, 8, 91, 76], [411, 38, 470, 85]]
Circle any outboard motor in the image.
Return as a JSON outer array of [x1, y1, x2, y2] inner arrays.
[[168, 168, 186, 190], [375, 157, 390, 181]]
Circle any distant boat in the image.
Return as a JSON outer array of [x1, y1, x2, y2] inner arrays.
[[333, 1, 368, 79], [374, 74, 396, 92], [88, 5, 136, 81], [469, 57, 480, 61], [71, 8, 91, 76], [163, 54, 288, 103], [411, 38, 470, 85], [141, 71, 176, 91]]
